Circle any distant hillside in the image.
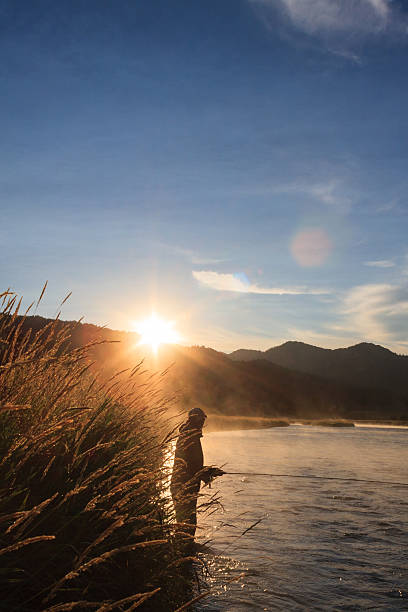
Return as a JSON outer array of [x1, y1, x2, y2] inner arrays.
[[229, 341, 408, 399], [155, 345, 406, 421], [9, 315, 140, 370], [4, 316, 407, 421]]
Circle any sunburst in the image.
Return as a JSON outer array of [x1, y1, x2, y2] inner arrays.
[[134, 313, 180, 353]]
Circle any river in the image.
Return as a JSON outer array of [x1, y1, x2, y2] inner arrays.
[[196, 424, 408, 611]]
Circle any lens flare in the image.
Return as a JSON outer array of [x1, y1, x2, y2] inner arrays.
[[291, 228, 332, 267]]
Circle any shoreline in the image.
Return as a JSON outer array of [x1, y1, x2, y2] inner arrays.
[[206, 415, 408, 432], [205, 415, 291, 432]]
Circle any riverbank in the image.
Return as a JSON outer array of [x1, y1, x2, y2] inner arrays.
[[205, 415, 356, 431], [355, 419, 408, 427], [206, 415, 290, 432], [0, 292, 201, 611], [299, 418, 355, 427], [206, 415, 408, 432]]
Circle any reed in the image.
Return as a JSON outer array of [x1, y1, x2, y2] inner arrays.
[[0, 288, 199, 611]]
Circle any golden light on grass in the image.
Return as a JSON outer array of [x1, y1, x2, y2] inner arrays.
[[0, 288, 205, 610], [133, 313, 181, 353]]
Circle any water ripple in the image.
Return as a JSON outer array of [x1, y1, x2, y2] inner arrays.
[[197, 425, 408, 611]]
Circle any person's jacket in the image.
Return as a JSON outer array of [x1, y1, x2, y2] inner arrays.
[[171, 423, 204, 489]]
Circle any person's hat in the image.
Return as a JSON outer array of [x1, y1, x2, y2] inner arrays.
[[188, 407, 207, 419]]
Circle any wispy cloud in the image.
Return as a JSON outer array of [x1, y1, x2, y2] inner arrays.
[[308, 181, 351, 210], [250, 0, 407, 58], [375, 199, 399, 214], [265, 0, 390, 34], [339, 283, 408, 347], [191, 324, 285, 353], [277, 179, 352, 213], [402, 254, 408, 276], [191, 255, 225, 266], [193, 270, 329, 295], [364, 259, 395, 268], [155, 242, 225, 265], [287, 326, 356, 348], [293, 282, 408, 352]]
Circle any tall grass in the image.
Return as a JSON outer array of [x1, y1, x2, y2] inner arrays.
[[0, 289, 198, 611]]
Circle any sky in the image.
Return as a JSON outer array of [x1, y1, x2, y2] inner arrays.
[[1, 0, 408, 353]]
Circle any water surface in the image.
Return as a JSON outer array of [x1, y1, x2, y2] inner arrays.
[[197, 425, 408, 610]]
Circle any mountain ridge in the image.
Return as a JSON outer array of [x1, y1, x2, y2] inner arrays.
[[229, 340, 408, 397], [5, 316, 407, 420]]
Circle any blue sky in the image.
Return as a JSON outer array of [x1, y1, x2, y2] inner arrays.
[[1, 0, 408, 352]]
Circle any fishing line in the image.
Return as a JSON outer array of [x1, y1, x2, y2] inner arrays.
[[224, 472, 408, 487]]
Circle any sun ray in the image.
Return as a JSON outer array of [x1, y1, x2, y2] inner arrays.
[[133, 313, 180, 353]]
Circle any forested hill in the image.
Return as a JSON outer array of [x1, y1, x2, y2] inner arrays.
[[229, 341, 408, 398], [5, 316, 407, 421], [157, 345, 406, 421]]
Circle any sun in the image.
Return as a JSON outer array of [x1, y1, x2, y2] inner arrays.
[[134, 313, 181, 353]]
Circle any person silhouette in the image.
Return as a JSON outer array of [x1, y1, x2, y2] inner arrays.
[[170, 407, 223, 539]]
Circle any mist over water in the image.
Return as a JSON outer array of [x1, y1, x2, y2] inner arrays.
[[198, 425, 408, 610]]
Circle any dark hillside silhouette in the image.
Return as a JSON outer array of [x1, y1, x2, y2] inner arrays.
[[156, 345, 406, 421], [5, 316, 407, 421], [229, 341, 408, 399]]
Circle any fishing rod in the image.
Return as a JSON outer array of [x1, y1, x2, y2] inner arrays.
[[218, 470, 408, 488]]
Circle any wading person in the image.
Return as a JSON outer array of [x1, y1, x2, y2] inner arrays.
[[170, 407, 223, 540]]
